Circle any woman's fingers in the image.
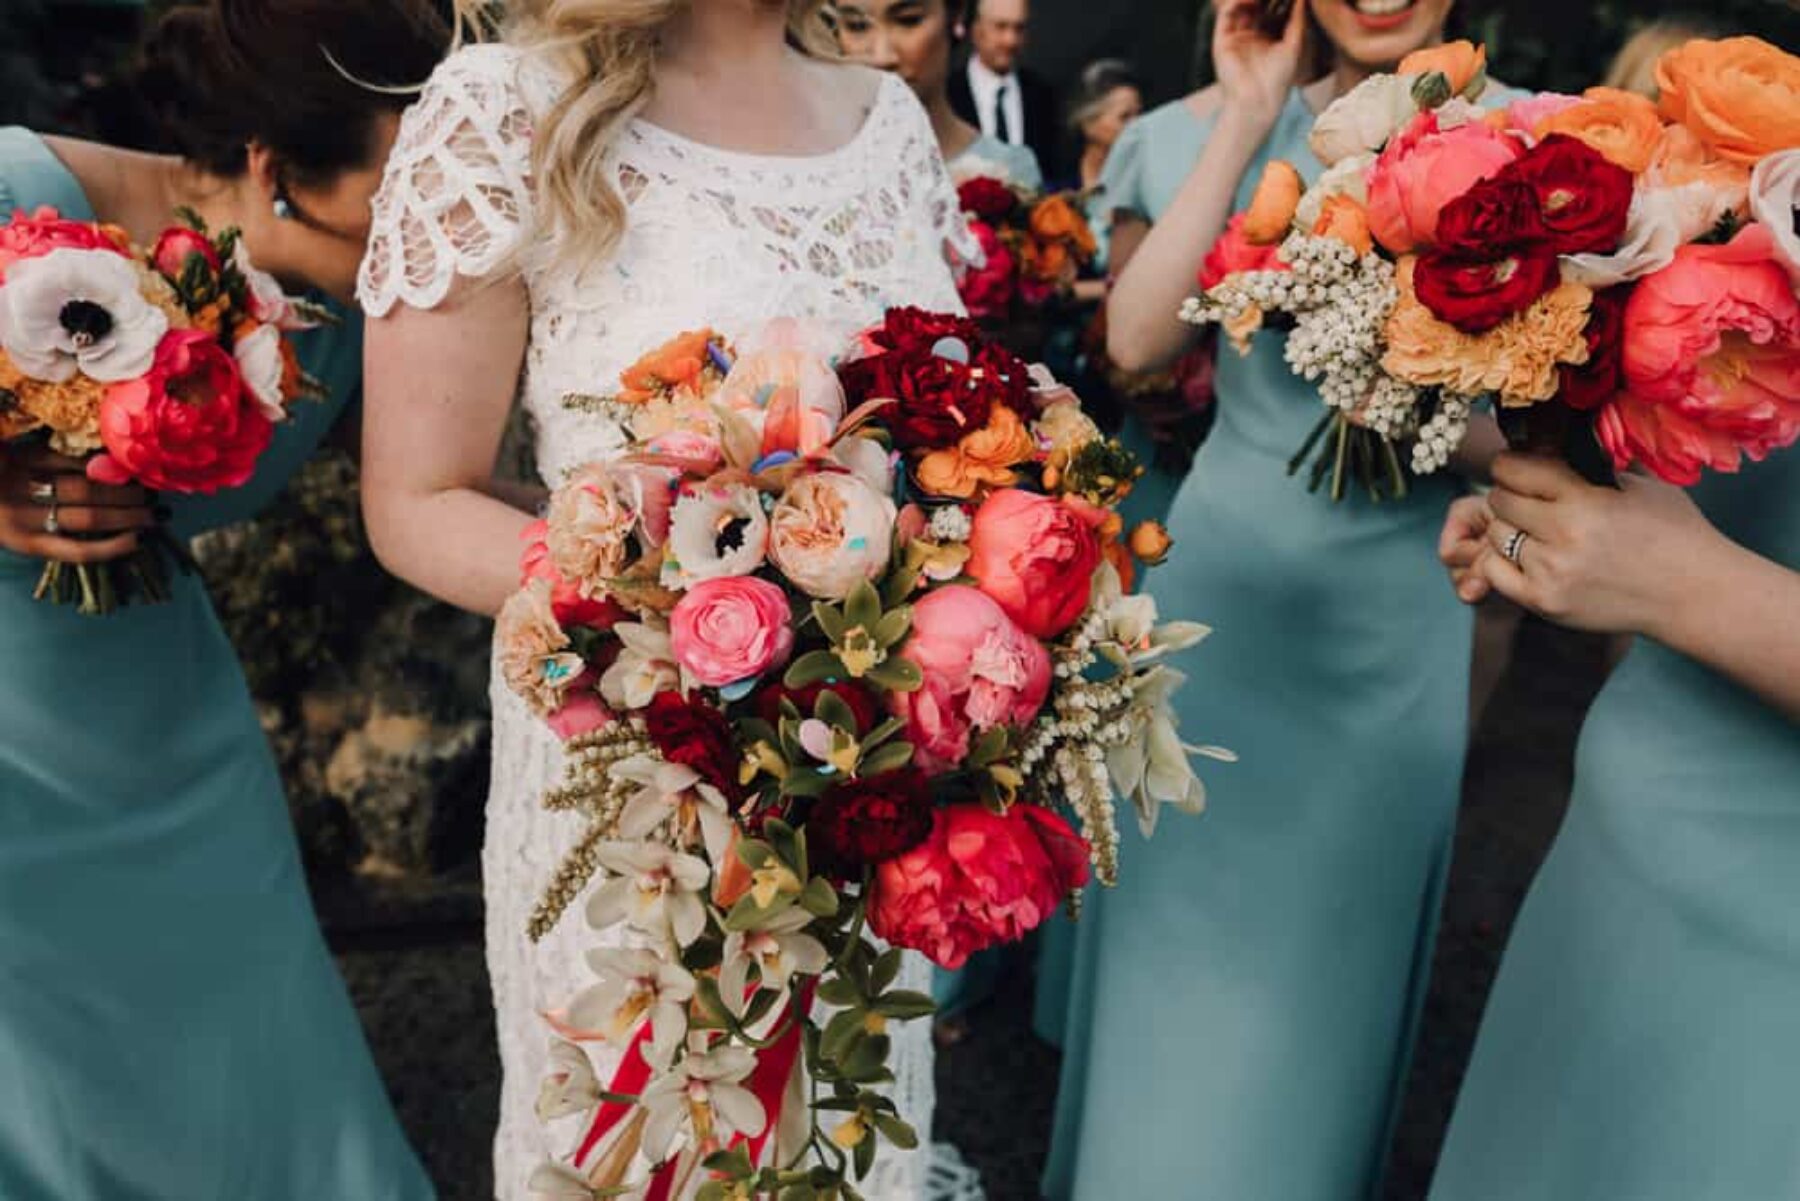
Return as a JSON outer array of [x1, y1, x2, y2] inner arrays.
[[1486, 486, 1555, 540], [2, 471, 150, 509], [1490, 452, 1581, 501], [23, 530, 144, 565]]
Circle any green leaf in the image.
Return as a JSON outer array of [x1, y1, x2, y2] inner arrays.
[[813, 601, 848, 645], [872, 1114, 919, 1150], [967, 725, 1009, 768], [845, 581, 882, 636], [779, 1186, 817, 1201], [736, 839, 777, 871], [741, 986, 781, 1030], [856, 741, 913, 778], [853, 1128, 877, 1179], [816, 689, 858, 733], [881, 564, 921, 610], [868, 948, 903, 997], [799, 876, 840, 917], [861, 717, 905, 749], [872, 990, 937, 1021], [820, 1009, 867, 1065], [723, 894, 782, 933], [839, 1033, 891, 1083], [694, 976, 739, 1030], [705, 1147, 755, 1176], [865, 657, 923, 693], [872, 606, 913, 650], [779, 772, 837, 800], [765, 819, 800, 869], [785, 650, 844, 689], [816, 976, 863, 1009]]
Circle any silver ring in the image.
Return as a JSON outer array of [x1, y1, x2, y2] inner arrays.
[[1502, 529, 1529, 567], [43, 502, 60, 536], [28, 478, 54, 505]]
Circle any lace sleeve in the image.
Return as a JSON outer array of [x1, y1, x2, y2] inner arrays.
[[356, 43, 538, 317]]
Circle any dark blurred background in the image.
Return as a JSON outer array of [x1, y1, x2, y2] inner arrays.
[[6, 3, 1797, 1199]]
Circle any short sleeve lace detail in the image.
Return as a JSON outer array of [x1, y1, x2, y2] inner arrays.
[[357, 44, 543, 317]]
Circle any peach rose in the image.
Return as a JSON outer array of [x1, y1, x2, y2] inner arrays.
[[668, 576, 796, 688], [1399, 40, 1488, 98], [1534, 87, 1666, 175], [497, 579, 585, 718], [1243, 160, 1304, 246], [1601, 224, 1800, 484], [546, 462, 648, 600], [1310, 194, 1373, 257], [914, 403, 1038, 499], [768, 470, 897, 600], [1366, 110, 1523, 254], [1655, 36, 1800, 166], [1648, 123, 1753, 201]]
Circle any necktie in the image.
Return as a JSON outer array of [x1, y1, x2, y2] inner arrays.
[[992, 81, 1014, 145]]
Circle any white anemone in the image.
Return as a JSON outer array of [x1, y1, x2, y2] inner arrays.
[[0, 247, 167, 383], [663, 482, 769, 586]]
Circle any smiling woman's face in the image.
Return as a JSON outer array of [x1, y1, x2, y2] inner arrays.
[[835, 0, 956, 101], [1307, 0, 1455, 73]]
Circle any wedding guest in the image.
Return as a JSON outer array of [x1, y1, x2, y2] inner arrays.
[[0, 1, 449, 1196], [1068, 58, 1142, 195], [948, 0, 1062, 179], [1044, 3, 1509, 1197], [836, 0, 1044, 187]]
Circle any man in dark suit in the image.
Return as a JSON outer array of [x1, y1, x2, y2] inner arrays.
[[948, 0, 1062, 182]]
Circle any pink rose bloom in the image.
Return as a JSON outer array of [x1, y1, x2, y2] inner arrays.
[[868, 803, 1091, 970], [890, 586, 1050, 773], [90, 329, 270, 493], [1600, 224, 1800, 484], [669, 576, 796, 688], [965, 489, 1103, 639], [1365, 111, 1523, 254], [150, 227, 220, 281], [1199, 213, 1288, 291], [959, 220, 1017, 320], [644, 429, 724, 475], [519, 519, 627, 630], [1502, 93, 1581, 138]]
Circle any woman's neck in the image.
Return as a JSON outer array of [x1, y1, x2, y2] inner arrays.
[[1079, 141, 1108, 189], [924, 87, 979, 163], [659, 0, 793, 78]]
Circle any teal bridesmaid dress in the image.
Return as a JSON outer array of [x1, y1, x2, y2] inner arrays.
[[0, 129, 434, 1200], [1430, 452, 1800, 1201], [1043, 91, 1473, 1199]]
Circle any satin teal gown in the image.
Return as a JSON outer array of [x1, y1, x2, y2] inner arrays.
[[0, 129, 433, 1200], [1430, 452, 1800, 1201], [1043, 91, 1473, 1199]]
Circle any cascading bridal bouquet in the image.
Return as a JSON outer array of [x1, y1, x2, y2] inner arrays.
[[500, 311, 1228, 1199], [1179, 36, 1800, 501], [0, 206, 324, 612]]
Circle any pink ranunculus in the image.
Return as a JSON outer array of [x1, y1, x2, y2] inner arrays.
[[889, 586, 1050, 774], [1601, 224, 1800, 484], [1365, 111, 1524, 255], [0, 206, 128, 280], [867, 803, 1091, 970], [1198, 213, 1287, 291], [150, 227, 220, 282], [89, 329, 270, 493], [520, 519, 627, 630], [964, 488, 1103, 639], [1501, 92, 1582, 138], [959, 220, 1017, 320], [669, 576, 796, 689]]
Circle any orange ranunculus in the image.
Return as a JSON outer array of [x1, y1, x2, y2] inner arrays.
[[617, 328, 720, 405], [1649, 122, 1753, 199], [1655, 36, 1800, 166], [1534, 87, 1665, 175], [1310, 194, 1373, 257], [1128, 520, 1173, 566], [914, 403, 1037, 499], [1243, 160, 1304, 246], [1399, 40, 1488, 97], [1029, 194, 1098, 258]]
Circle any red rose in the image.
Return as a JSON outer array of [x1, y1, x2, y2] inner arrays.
[[1558, 285, 1630, 411], [959, 220, 1018, 320], [1198, 213, 1287, 291], [863, 307, 984, 358], [840, 335, 1032, 451], [0, 206, 129, 280], [88, 329, 271, 493], [957, 176, 1020, 223], [752, 679, 882, 734], [965, 489, 1103, 639], [1413, 246, 1560, 334], [642, 691, 742, 800], [151, 226, 222, 283], [807, 768, 935, 873], [868, 803, 1091, 970], [1435, 177, 1548, 255], [1503, 134, 1633, 256]]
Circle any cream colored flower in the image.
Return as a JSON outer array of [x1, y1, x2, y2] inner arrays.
[[717, 907, 829, 1018], [598, 621, 682, 711], [663, 481, 769, 586], [1296, 152, 1376, 229], [233, 323, 288, 422], [497, 580, 584, 718], [566, 947, 696, 1068], [535, 1041, 602, 1122], [1106, 665, 1236, 837], [587, 842, 711, 948], [0, 248, 167, 383], [547, 463, 641, 599], [768, 471, 896, 600], [611, 755, 732, 853], [1751, 149, 1800, 282], [638, 1046, 767, 1163], [1562, 181, 1742, 289], [526, 1163, 601, 1201], [831, 434, 896, 496], [1310, 74, 1418, 165]]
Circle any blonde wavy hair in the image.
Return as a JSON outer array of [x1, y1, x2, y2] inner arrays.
[[454, 0, 838, 264]]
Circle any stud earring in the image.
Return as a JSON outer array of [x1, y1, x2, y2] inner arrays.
[[273, 194, 294, 221]]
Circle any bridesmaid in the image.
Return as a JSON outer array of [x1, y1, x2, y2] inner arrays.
[[1433, 447, 1800, 1201], [1044, 2, 1503, 1197], [0, 2, 448, 1197]]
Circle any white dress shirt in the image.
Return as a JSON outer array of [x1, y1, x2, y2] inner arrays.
[[967, 55, 1027, 148]]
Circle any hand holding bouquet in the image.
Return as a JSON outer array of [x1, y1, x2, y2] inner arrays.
[[0, 206, 324, 612], [500, 311, 1228, 1198]]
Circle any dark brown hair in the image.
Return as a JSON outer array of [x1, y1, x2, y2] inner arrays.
[[136, 0, 452, 186]]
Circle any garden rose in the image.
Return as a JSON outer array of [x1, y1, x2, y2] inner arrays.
[[1602, 224, 1800, 483], [1533, 87, 1665, 175], [1558, 286, 1630, 412], [0, 207, 129, 280], [1198, 214, 1287, 292], [1242, 160, 1304, 245], [1497, 92, 1580, 138], [88, 329, 270, 493], [808, 769, 935, 873], [1505, 135, 1634, 256], [1309, 73, 1418, 166], [1656, 36, 1800, 166], [668, 576, 795, 688], [1414, 245, 1559, 334], [1365, 111, 1522, 254], [1560, 180, 1739, 289], [957, 176, 1019, 222], [150, 226, 220, 282], [1309, 195, 1373, 257], [718, 343, 846, 459], [889, 586, 1050, 772], [520, 519, 628, 630], [768, 470, 897, 599], [914, 403, 1037, 499], [868, 803, 1090, 970], [1750, 149, 1800, 282], [545, 461, 669, 600], [496, 579, 584, 718], [965, 488, 1102, 639]]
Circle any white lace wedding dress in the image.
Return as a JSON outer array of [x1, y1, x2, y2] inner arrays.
[[358, 43, 982, 1201]]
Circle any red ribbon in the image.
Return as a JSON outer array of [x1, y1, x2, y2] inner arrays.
[[573, 1022, 658, 1169], [736, 980, 817, 1169]]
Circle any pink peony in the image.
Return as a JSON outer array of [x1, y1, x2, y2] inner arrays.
[[1365, 111, 1523, 255], [1600, 224, 1800, 484], [89, 329, 270, 493], [1501, 92, 1582, 138], [889, 586, 1050, 773], [959, 220, 1017, 320], [868, 803, 1091, 970], [669, 576, 796, 689], [1199, 213, 1288, 291], [965, 489, 1103, 639]]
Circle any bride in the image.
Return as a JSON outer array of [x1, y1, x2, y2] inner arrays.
[[355, 1, 976, 1196]]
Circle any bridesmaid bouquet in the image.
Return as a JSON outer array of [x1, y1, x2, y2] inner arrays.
[[954, 175, 1098, 325], [0, 206, 324, 612], [1181, 37, 1800, 501], [500, 311, 1226, 1199]]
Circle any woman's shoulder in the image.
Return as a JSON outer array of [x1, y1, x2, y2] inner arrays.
[[1142, 89, 1224, 140], [807, 59, 890, 115]]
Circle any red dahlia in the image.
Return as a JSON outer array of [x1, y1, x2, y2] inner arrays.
[[642, 691, 742, 799]]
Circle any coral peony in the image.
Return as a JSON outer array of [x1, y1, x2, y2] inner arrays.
[[868, 803, 1090, 970], [1199, 214, 1287, 292], [89, 329, 269, 493], [1655, 36, 1800, 166], [1365, 110, 1522, 254], [965, 488, 1102, 639], [1601, 224, 1800, 483], [0, 207, 129, 281]]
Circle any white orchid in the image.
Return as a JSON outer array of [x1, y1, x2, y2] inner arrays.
[[526, 1163, 602, 1200], [535, 1040, 602, 1122], [1090, 561, 1211, 665], [638, 1045, 767, 1162], [232, 322, 288, 421], [566, 947, 697, 1068], [587, 842, 711, 948], [0, 247, 167, 383], [663, 482, 769, 586], [611, 754, 733, 852], [1309, 74, 1418, 166], [717, 907, 830, 1019], [233, 240, 315, 331], [1751, 148, 1800, 283], [1562, 181, 1741, 289], [1106, 665, 1237, 838], [599, 621, 683, 711]]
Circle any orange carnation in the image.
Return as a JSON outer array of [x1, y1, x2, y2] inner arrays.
[[1399, 40, 1488, 97], [1534, 87, 1665, 175], [0, 352, 105, 454], [914, 403, 1037, 499], [1310, 194, 1373, 257], [1655, 36, 1800, 165], [618, 329, 721, 405], [1243, 160, 1304, 246]]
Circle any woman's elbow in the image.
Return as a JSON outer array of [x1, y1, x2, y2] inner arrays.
[[1107, 318, 1164, 376], [358, 477, 416, 582]]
